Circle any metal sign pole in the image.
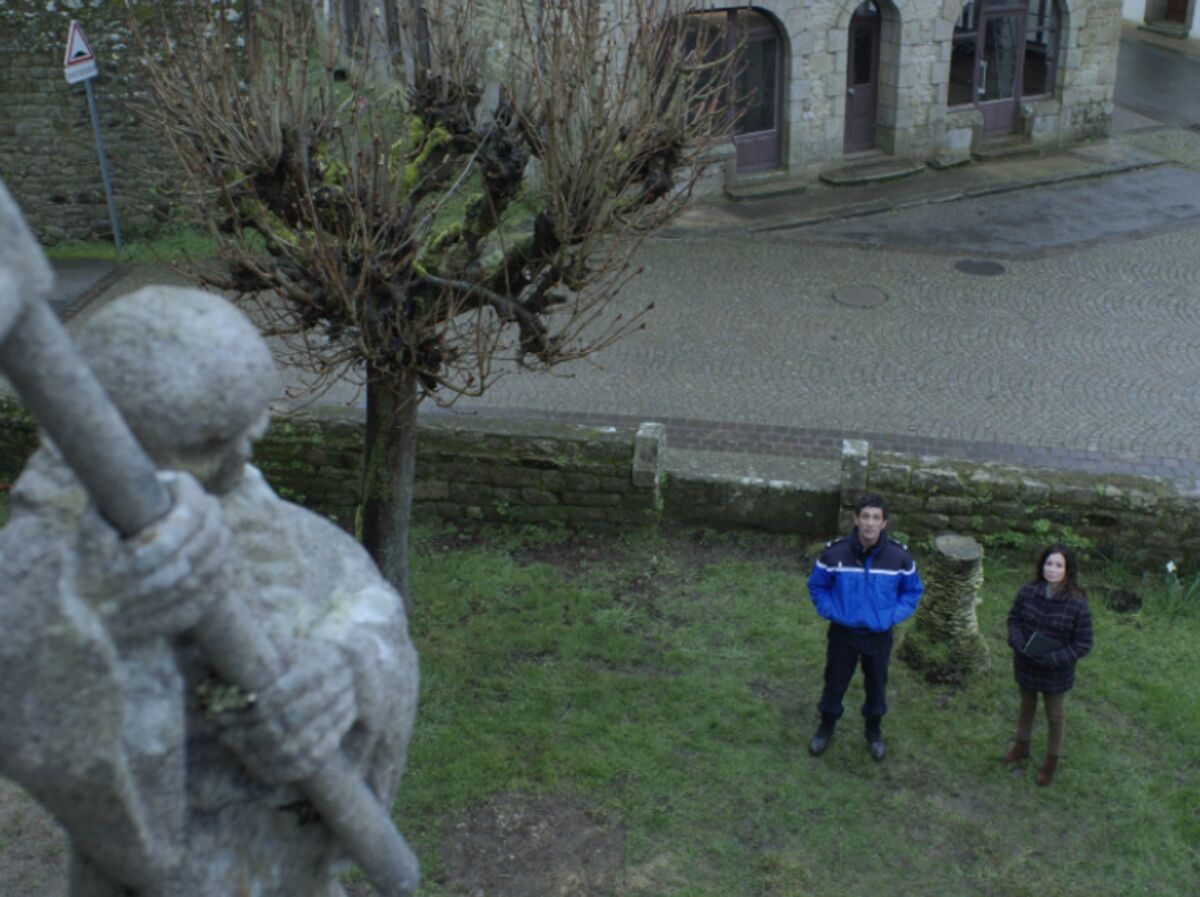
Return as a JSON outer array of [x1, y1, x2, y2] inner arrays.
[[83, 78, 123, 252]]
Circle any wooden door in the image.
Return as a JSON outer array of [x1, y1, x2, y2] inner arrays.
[[1166, 0, 1189, 23], [978, 10, 1024, 135], [844, 2, 881, 153], [733, 21, 783, 171]]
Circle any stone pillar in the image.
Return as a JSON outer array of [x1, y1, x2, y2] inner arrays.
[[839, 439, 869, 531], [898, 533, 990, 683], [633, 422, 666, 511]]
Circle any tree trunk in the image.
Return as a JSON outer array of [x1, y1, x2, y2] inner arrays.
[[360, 366, 419, 607]]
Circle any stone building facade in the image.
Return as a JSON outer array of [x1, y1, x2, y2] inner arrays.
[[695, 0, 1122, 182], [0, 0, 1123, 242]]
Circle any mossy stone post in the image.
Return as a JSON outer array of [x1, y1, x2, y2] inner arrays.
[[899, 533, 990, 683]]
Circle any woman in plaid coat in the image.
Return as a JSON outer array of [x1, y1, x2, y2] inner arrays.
[[1001, 543, 1094, 786]]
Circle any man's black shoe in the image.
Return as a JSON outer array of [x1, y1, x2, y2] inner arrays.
[[809, 721, 835, 756], [866, 721, 885, 761]]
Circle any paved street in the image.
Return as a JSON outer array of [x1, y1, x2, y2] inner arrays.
[[435, 38, 1200, 491], [442, 196, 1200, 488]]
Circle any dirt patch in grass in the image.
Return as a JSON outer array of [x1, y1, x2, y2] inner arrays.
[[437, 793, 624, 897]]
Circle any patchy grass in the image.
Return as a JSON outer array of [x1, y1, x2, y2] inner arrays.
[[392, 523, 1200, 897], [45, 226, 219, 263]]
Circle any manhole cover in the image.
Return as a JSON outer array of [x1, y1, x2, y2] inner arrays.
[[954, 259, 1006, 276], [832, 285, 888, 308]]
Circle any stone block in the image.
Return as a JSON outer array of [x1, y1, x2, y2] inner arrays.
[[449, 482, 496, 504], [1127, 489, 1158, 511], [886, 493, 924, 513], [968, 469, 1020, 500], [914, 512, 951, 531], [599, 475, 634, 494], [566, 506, 609, 523], [563, 493, 619, 507], [565, 472, 600, 492], [1050, 483, 1097, 506], [412, 479, 449, 501], [927, 495, 974, 515], [912, 466, 962, 494], [840, 439, 870, 499], [989, 502, 1026, 520], [632, 422, 666, 489], [1020, 478, 1051, 501], [520, 488, 560, 506], [869, 461, 911, 492]]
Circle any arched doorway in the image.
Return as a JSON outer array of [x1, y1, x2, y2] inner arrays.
[[844, 1, 882, 152], [686, 8, 785, 172], [949, 0, 1062, 136]]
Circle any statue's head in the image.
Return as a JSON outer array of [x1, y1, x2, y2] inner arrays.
[[77, 286, 279, 494]]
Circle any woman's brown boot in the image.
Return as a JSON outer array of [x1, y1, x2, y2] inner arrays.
[[1036, 754, 1059, 786], [1001, 739, 1030, 764]]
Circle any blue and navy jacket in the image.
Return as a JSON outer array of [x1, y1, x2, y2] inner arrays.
[[807, 529, 924, 633]]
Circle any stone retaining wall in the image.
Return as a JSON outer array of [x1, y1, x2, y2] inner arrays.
[[0, 399, 662, 531], [3, 396, 1196, 568], [839, 438, 1198, 566]]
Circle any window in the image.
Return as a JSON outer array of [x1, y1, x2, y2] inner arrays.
[[1022, 0, 1060, 97], [947, 0, 1060, 107]]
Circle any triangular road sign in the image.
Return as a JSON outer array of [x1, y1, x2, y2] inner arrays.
[[63, 20, 98, 84], [64, 20, 95, 67]]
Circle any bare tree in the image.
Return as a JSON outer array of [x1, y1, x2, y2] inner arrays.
[[130, 0, 729, 596]]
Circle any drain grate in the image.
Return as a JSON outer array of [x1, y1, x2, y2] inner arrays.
[[832, 285, 888, 308], [954, 259, 1006, 277]]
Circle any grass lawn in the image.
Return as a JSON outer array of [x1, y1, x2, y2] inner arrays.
[[44, 226, 219, 263], [393, 522, 1200, 897], [0, 483, 1195, 895]]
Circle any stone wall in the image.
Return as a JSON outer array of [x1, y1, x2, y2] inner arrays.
[[0, 2, 177, 243], [4, 396, 1196, 568], [0, 399, 663, 531], [839, 439, 1198, 566]]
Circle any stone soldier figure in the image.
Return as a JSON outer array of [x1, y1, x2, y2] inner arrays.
[[0, 286, 419, 896]]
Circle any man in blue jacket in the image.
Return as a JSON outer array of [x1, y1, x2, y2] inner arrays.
[[806, 494, 923, 760]]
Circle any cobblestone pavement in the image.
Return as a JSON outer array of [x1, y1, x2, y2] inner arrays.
[[440, 187, 1200, 491]]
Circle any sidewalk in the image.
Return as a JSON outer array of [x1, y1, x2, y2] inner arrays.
[[665, 135, 1167, 238]]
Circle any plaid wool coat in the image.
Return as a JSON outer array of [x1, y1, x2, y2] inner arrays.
[[1006, 581, 1094, 694]]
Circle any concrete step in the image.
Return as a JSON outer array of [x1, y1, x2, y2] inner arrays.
[[819, 159, 926, 187], [1138, 21, 1189, 39], [971, 138, 1040, 161], [725, 175, 808, 201]]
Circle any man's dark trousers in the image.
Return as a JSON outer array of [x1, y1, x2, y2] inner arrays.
[[817, 623, 893, 721]]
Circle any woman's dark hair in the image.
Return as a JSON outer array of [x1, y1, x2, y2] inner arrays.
[[1033, 543, 1084, 599]]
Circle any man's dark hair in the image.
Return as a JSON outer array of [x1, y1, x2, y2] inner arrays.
[[854, 493, 889, 518]]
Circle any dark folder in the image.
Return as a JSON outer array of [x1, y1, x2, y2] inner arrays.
[[1023, 631, 1065, 658]]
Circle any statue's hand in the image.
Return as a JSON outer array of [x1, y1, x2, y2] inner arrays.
[[217, 639, 357, 784], [106, 471, 231, 643]]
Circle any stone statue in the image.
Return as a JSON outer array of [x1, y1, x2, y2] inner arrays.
[[0, 269, 420, 892]]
